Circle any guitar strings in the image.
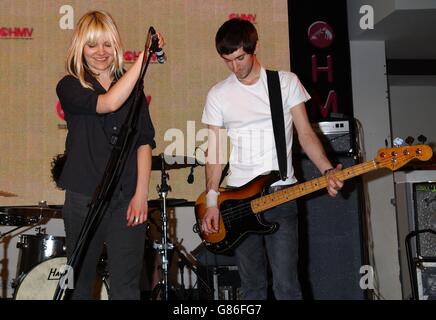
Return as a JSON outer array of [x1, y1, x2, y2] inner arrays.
[[220, 167, 363, 223], [218, 155, 412, 224], [220, 162, 372, 222]]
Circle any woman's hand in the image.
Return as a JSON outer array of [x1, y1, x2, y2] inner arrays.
[[126, 192, 148, 227]]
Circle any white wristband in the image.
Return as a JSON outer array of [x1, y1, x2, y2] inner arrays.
[[206, 189, 220, 208]]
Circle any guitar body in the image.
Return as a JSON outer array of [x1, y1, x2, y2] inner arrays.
[[195, 172, 281, 254]]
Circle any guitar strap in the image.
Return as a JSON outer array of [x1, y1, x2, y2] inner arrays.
[[219, 162, 229, 187], [266, 69, 288, 181]]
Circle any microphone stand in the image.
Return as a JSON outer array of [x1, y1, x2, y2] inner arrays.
[[152, 154, 174, 300], [53, 28, 159, 300]]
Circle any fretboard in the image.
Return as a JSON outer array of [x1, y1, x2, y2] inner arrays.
[[251, 160, 379, 213]]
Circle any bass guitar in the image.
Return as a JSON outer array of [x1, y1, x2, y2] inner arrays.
[[194, 145, 433, 254]]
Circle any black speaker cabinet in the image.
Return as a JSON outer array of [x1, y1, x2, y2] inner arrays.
[[293, 155, 367, 300], [416, 261, 436, 300], [413, 183, 436, 258]]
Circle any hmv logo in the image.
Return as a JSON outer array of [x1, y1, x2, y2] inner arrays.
[[0, 27, 33, 39], [228, 13, 257, 24]]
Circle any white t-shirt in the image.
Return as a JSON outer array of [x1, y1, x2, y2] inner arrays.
[[202, 67, 310, 187]]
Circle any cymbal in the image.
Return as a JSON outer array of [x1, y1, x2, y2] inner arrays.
[[0, 190, 18, 197], [5, 206, 63, 219], [148, 198, 189, 208], [151, 154, 202, 171]]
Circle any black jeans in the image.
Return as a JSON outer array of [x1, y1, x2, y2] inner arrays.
[[234, 200, 302, 300], [63, 190, 146, 300]]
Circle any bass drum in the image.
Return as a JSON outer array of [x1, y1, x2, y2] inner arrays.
[[14, 257, 109, 300]]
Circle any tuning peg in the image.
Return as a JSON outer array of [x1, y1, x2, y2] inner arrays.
[[417, 135, 427, 144], [405, 136, 414, 146], [393, 137, 404, 147]]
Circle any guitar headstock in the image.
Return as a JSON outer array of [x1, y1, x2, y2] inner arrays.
[[374, 144, 433, 171]]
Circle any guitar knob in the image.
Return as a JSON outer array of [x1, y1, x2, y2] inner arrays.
[[393, 137, 404, 147], [417, 135, 427, 144], [405, 136, 414, 146]]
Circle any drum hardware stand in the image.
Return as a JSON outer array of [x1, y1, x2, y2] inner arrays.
[[0, 226, 22, 240], [34, 226, 46, 235], [38, 200, 48, 207], [174, 241, 213, 299], [0, 204, 47, 241], [0, 225, 44, 241], [152, 153, 174, 300]]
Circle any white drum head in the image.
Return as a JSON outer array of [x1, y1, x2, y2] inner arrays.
[[14, 257, 108, 300]]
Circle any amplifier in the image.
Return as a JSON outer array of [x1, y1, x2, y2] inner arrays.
[[416, 261, 436, 300], [414, 183, 436, 258], [197, 265, 241, 300], [293, 119, 356, 156]]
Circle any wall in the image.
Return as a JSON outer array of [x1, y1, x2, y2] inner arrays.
[[395, 0, 436, 10], [349, 40, 402, 299], [0, 0, 290, 298], [389, 82, 436, 146], [0, 0, 290, 207]]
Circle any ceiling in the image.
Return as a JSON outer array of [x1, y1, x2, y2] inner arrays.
[[350, 8, 436, 59]]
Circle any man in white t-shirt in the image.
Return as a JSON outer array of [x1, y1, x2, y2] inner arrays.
[[201, 18, 343, 300]]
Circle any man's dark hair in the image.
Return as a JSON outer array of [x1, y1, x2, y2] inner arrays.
[[215, 18, 258, 55]]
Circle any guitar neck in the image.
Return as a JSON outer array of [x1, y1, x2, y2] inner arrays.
[[251, 160, 379, 213]]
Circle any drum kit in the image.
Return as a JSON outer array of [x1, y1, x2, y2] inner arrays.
[[0, 153, 203, 300]]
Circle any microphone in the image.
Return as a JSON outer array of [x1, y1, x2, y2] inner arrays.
[[149, 26, 165, 64]]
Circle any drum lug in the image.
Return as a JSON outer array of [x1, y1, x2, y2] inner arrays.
[[35, 227, 46, 235], [11, 273, 24, 288], [16, 235, 28, 249], [17, 242, 29, 249]]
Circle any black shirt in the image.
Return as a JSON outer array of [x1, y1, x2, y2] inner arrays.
[[56, 72, 156, 197]]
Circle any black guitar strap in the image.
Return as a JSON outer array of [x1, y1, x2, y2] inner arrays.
[[219, 162, 229, 187], [266, 69, 287, 181]]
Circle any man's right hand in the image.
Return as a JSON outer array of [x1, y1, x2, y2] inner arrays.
[[202, 206, 220, 235]]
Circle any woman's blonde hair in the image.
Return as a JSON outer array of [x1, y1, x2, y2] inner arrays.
[[66, 11, 124, 89]]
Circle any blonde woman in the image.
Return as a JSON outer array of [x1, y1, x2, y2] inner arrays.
[[56, 11, 163, 299]]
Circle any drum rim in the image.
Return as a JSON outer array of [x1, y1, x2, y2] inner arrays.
[[13, 256, 67, 300], [19, 234, 66, 241]]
